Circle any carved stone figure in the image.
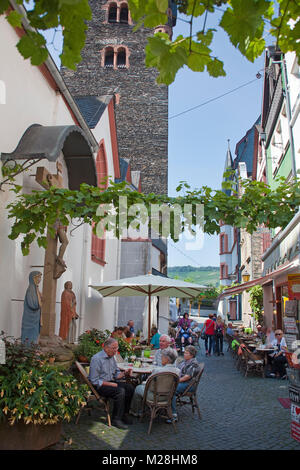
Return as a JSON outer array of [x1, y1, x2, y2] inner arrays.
[[21, 271, 43, 345], [59, 281, 78, 342], [53, 219, 69, 279]]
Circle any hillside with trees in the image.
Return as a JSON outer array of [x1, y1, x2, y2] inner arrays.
[[168, 265, 220, 286]]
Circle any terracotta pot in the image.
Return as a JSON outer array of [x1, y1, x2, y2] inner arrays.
[[0, 421, 62, 450]]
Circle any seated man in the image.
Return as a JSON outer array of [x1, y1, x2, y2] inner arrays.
[[127, 320, 135, 335], [129, 347, 180, 417], [226, 322, 234, 336], [178, 325, 193, 351], [153, 334, 172, 366], [88, 337, 135, 429], [176, 313, 193, 352], [231, 330, 240, 351], [167, 345, 201, 423], [150, 327, 161, 350]]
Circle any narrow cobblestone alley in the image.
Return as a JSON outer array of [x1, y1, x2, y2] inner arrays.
[[57, 343, 299, 451]]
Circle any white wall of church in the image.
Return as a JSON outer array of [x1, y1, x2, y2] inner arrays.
[[0, 16, 119, 340]]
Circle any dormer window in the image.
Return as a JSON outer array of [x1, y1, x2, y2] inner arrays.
[[108, 3, 117, 23]]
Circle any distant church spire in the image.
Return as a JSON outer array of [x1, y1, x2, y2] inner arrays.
[[222, 139, 234, 195], [224, 139, 233, 172]]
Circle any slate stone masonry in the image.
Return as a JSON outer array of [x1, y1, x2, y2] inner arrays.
[[61, 0, 169, 195]]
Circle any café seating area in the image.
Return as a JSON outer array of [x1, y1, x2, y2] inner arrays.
[[226, 328, 276, 378]]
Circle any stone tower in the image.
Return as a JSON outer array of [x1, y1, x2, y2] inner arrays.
[[61, 0, 177, 195]]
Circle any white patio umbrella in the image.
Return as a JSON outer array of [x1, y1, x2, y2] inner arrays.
[[89, 273, 208, 343]]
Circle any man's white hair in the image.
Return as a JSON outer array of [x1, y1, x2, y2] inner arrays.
[[160, 334, 171, 342]]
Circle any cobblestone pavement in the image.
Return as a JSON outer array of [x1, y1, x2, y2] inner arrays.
[[57, 342, 300, 450]]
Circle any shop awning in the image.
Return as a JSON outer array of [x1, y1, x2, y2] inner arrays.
[[218, 260, 299, 300]]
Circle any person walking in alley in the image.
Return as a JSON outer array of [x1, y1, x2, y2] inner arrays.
[[215, 316, 225, 356], [200, 314, 216, 356]]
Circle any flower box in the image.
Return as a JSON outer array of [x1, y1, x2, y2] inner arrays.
[[0, 420, 62, 450]]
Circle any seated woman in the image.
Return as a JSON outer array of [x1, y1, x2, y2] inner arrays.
[[176, 313, 193, 352], [167, 345, 201, 423], [124, 330, 134, 344], [268, 329, 288, 379], [111, 327, 124, 339], [129, 347, 179, 417], [150, 327, 161, 350]]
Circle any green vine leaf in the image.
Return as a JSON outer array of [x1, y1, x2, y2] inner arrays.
[[5, 174, 300, 255]]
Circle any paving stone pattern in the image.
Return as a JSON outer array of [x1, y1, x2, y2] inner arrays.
[[59, 342, 299, 450]]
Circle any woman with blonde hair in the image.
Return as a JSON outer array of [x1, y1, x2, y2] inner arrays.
[[268, 330, 288, 379]]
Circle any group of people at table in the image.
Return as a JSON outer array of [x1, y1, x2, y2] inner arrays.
[[227, 324, 289, 379], [88, 331, 202, 430]]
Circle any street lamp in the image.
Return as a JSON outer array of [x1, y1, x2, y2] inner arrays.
[[242, 271, 250, 283]]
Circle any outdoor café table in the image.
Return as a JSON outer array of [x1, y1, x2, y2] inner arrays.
[[118, 364, 153, 384], [140, 357, 153, 364], [255, 347, 276, 367]]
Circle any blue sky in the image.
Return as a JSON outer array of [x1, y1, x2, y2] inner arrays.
[[41, 8, 267, 269], [167, 11, 266, 268]]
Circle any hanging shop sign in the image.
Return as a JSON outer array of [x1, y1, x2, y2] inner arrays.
[[285, 299, 298, 317], [288, 274, 300, 300]]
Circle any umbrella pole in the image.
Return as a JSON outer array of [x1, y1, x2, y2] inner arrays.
[[148, 292, 151, 345]]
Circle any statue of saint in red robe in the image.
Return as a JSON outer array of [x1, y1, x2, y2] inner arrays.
[[59, 281, 78, 342]]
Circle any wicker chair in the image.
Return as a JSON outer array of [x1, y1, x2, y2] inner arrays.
[[75, 361, 111, 426], [140, 371, 179, 435], [226, 333, 234, 353], [176, 362, 204, 419], [238, 346, 264, 378]]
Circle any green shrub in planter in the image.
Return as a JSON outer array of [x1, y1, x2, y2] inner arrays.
[[74, 329, 135, 361], [74, 328, 111, 362], [0, 334, 89, 426]]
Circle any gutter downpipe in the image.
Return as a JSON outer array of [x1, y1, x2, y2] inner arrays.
[[78, 223, 89, 338]]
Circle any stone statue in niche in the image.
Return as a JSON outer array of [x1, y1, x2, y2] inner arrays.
[[21, 271, 43, 345], [59, 281, 79, 343]]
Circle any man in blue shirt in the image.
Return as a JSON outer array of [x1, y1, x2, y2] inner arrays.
[[128, 320, 135, 335], [226, 322, 234, 336], [89, 337, 135, 429], [150, 327, 161, 349]]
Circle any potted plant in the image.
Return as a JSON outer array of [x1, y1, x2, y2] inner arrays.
[[74, 328, 111, 363], [0, 334, 89, 450], [117, 337, 134, 359]]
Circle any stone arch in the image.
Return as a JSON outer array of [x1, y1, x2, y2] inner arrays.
[[1, 124, 97, 190], [104, 47, 114, 68], [101, 45, 130, 69], [117, 47, 126, 68], [119, 2, 129, 23], [102, 0, 133, 25], [108, 2, 117, 22]]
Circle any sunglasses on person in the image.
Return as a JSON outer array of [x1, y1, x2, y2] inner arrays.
[[275, 333, 282, 336]]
